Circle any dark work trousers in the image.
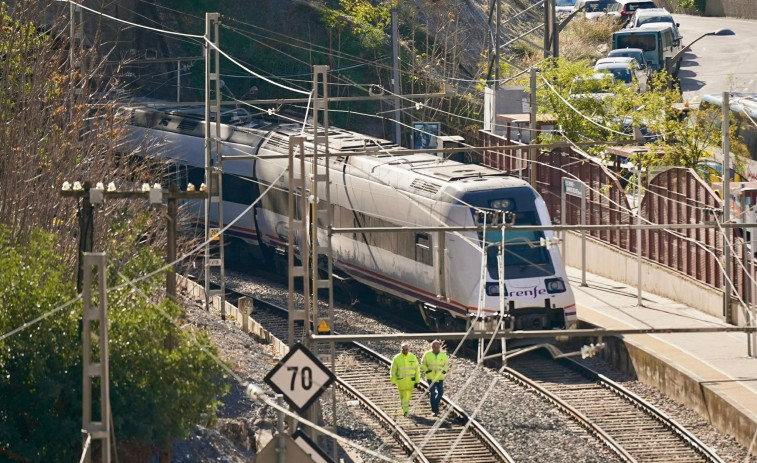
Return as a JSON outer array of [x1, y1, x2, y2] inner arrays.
[[429, 380, 444, 414]]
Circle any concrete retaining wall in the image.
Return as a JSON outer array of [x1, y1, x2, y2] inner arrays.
[[178, 276, 290, 358], [561, 231, 751, 326], [704, 0, 756, 19]]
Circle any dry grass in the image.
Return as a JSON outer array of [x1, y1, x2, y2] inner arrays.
[[559, 16, 624, 62]]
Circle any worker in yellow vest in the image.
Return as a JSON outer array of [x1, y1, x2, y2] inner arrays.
[[421, 340, 449, 416], [390, 341, 420, 416]]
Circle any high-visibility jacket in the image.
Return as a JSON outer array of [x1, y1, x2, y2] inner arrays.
[[390, 352, 420, 390], [421, 350, 449, 382]]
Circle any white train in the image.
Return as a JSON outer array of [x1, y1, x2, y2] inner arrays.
[[125, 105, 576, 331]]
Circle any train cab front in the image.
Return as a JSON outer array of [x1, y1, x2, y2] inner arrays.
[[469, 206, 576, 330], [458, 184, 577, 331], [481, 277, 576, 330]]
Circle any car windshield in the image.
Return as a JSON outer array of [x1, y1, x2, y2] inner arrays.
[[638, 16, 673, 26], [612, 51, 643, 63], [608, 68, 632, 83], [628, 2, 656, 11], [616, 34, 656, 51], [585, 2, 604, 11]]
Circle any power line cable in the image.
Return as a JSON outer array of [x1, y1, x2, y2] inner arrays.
[[55, 0, 205, 39]]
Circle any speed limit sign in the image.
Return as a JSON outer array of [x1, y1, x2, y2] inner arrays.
[[264, 343, 336, 414]]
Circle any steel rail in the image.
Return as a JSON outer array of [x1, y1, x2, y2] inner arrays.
[[502, 366, 637, 463], [593, 372, 725, 463], [233, 289, 513, 462], [506, 349, 725, 463], [333, 374, 429, 463], [351, 341, 515, 463]]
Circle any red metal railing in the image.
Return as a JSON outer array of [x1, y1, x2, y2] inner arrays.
[[478, 129, 750, 303]]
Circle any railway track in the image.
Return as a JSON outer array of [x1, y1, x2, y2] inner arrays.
[[336, 342, 512, 463], [504, 348, 724, 463], [217, 274, 724, 462], [237, 294, 512, 463]]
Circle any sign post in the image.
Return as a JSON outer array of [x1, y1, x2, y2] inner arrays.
[[563, 177, 587, 286]]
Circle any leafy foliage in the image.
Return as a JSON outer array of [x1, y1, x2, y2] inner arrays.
[[0, 221, 228, 461], [105, 213, 230, 449], [0, 228, 82, 461], [338, 0, 393, 51], [676, 0, 706, 13], [534, 58, 748, 187]]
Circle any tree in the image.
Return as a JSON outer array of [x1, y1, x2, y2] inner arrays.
[[533, 59, 749, 187], [0, 220, 229, 462], [0, 227, 82, 461], [535, 58, 681, 149], [0, 1, 161, 266]]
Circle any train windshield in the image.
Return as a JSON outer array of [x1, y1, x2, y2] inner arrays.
[[460, 188, 556, 280]]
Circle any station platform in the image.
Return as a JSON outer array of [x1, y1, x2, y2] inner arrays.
[[567, 265, 757, 454]]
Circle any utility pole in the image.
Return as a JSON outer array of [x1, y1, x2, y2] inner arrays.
[[61, 182, 207, 298], [495, 0, 500, 89], [75, 182, 95, 293], [722, 91, 732, 323], [529, 68, 538, 186], [543, 0, 559, 58], [392, 5, 402, 145], [311, 65, 337, 460], [544, 0, 552, 58], [81, 253, 111, 463], [204, 13, 227, 318], [552, 0, 559, 58]]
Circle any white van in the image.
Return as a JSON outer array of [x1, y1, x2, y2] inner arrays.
[[612, 23, 682, 75], [626, 8, 682, 41]]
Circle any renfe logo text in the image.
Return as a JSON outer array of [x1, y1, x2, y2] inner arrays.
[[510, 287, 546, 298]]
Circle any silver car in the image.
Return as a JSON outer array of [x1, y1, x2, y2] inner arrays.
[[607, 47, 651, 77], [625, 8, 682, 41], [594, 56, 648, 92]]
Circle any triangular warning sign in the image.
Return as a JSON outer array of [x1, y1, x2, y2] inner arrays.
[[317, 319, 330, 334]]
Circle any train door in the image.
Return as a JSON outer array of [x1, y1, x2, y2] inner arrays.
[[435, 231, 448, 300]]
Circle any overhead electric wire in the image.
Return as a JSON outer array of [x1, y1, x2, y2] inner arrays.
[[55, 0, 312, 97], [31, 3, 743, 458], [55, 0, 205, 39]]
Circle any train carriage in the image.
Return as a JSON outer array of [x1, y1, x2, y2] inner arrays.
[[124, 105, 576, 331]]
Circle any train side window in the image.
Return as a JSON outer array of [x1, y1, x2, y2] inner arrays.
[[415, 233, 432, 265], [164, 162, 188, 189]]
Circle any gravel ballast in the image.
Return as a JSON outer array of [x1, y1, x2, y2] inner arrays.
[[171, 270, 757, 462]]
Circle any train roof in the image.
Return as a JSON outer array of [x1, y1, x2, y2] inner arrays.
[[127, 106, 531, 202], [269, 124, 530, 202]]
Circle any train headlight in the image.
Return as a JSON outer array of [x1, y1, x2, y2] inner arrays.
[[486, 282, 506, 296], [545, 278, 566, 294]]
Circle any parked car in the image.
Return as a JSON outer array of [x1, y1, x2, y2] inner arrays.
[[573, 0, 618, 19], [612, 23, 682, 74], [570, 73, 617, 101], [625, 8, 681, 41], [607, 47, 651, 77], [594, 56, 647, 92], [556, 0, 578, 19], [606, 0, 657, 24]]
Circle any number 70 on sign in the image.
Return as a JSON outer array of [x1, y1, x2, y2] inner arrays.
[[264, 344, 336, 414]]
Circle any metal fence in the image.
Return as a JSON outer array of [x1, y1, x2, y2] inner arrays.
[[478, 130, 750, 303]]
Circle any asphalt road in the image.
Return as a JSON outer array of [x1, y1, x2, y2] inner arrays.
[[675, 14, 757, 102]]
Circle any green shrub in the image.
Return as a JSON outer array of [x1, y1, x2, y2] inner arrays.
[[0, 223, 229, 461]]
